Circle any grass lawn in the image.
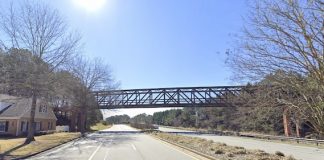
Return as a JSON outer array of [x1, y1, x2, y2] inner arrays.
[[0, 132, 80, 158], [90, 123, 111, 131]]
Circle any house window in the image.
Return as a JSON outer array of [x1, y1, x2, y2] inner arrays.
[[47, 122, 53, 130], [39, 105, 48, 113], [0, 121, 6, 132], [21, 121, 28, 132], [35, 122, 42, 131]]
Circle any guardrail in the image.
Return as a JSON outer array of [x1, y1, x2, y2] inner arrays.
[[237, 132, 324, 146], [158, 126, 324, 146]]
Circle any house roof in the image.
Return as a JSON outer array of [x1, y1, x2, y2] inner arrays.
[[0, 94, 57, 120], [0, 102, 12, 114]]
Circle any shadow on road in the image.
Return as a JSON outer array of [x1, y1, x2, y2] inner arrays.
[[65, 132, 139, 152]]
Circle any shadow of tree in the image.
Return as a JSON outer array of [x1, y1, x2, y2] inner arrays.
[[0, 143, 27, 160]]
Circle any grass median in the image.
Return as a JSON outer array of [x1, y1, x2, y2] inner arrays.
[[161, 125, 324, 149], [0, 132, 80, 159], [151, 132, 296, 160]]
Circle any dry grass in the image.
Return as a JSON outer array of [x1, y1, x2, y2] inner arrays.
[[90, 123, 111, 131], [0, 132, 80, 158], [152, 132, 297, 160], [163, 126, 324, 149]]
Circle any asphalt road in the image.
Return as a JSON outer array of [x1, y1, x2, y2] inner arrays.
[[158, 126, 324, 160], [28, 125, 201, 160]]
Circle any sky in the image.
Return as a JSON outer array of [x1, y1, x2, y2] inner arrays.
[[2, 0, 248, 117]]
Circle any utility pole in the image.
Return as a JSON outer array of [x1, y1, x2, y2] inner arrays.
[[195, 107, 199, 128]]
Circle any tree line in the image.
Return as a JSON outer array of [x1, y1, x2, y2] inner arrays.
[[106, 114, 153, 125], [226, 0, 323, 138], [0, 1, 115, 144]]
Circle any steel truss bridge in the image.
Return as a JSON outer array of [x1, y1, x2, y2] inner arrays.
[[93, 86, 245, 109]]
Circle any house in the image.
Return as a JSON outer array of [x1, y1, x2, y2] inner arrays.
[[0, 94, 57, 136], [54, 106, 82, 132], [49, 96, 83, 132]]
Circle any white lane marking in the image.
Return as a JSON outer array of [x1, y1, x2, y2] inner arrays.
[[88, 143, 103, 160], [155, 137, 200, 160], [131, 144, 137, 151], [84, 146, 96, 149], [104, 149, 109, 160], [104, 135, 114, 160]]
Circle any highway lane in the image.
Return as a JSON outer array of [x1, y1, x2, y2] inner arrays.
[[101, 124, 139, 132], [158, 126, 324, 160], [28, 125, 201, 160]]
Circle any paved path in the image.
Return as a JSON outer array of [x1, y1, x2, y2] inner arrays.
[[28, 125, 200, 160], [158, 126, 324, 160]]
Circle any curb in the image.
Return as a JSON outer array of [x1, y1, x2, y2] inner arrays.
[[151, 135, 216, 160], [11, 136, 81, 160]]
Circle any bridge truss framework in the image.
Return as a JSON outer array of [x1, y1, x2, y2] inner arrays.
[[93, 86, 244, 109]]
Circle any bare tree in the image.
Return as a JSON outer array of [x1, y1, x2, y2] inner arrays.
[[0, 1, 81, 143], [227, 0, 324, 136], [69, 55, 117, 135]]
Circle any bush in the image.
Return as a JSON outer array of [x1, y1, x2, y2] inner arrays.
[[254, 150, 269, 156], [101, 120, 108, 125], [214, 149, 224, 154], [275, 151, 285, 157], [226, 153, 234, 157], [234, 146, 245, 149], [219, 143, 227, 146], [233, 149, 247, 154]]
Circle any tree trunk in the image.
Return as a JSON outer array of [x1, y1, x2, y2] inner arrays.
[[25, 93, 37, 144], [80, 107, 87, 136], [295, 119, 301, 138], [283, 107, 291, 137]]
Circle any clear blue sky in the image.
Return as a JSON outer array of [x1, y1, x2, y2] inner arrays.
[[49, 0, 247, 89], [2, 0, 248, 116]]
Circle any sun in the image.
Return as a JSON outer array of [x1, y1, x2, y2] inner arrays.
[[73, 0, 106, 12]]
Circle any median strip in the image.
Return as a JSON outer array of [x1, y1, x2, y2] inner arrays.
[[152, 135, 215, 160], [150, 132, 297, 160]]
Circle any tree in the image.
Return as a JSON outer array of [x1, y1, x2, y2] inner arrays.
[[227, 0, 324, 136], [152, 109, 183, 126], [106, 115, 130, 124], [0, 1, 81, 143], [130, 113, 153, 124], [69, 56, 115, 135]]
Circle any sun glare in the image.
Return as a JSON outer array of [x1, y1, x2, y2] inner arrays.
[[73, 0, 106, 12]]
